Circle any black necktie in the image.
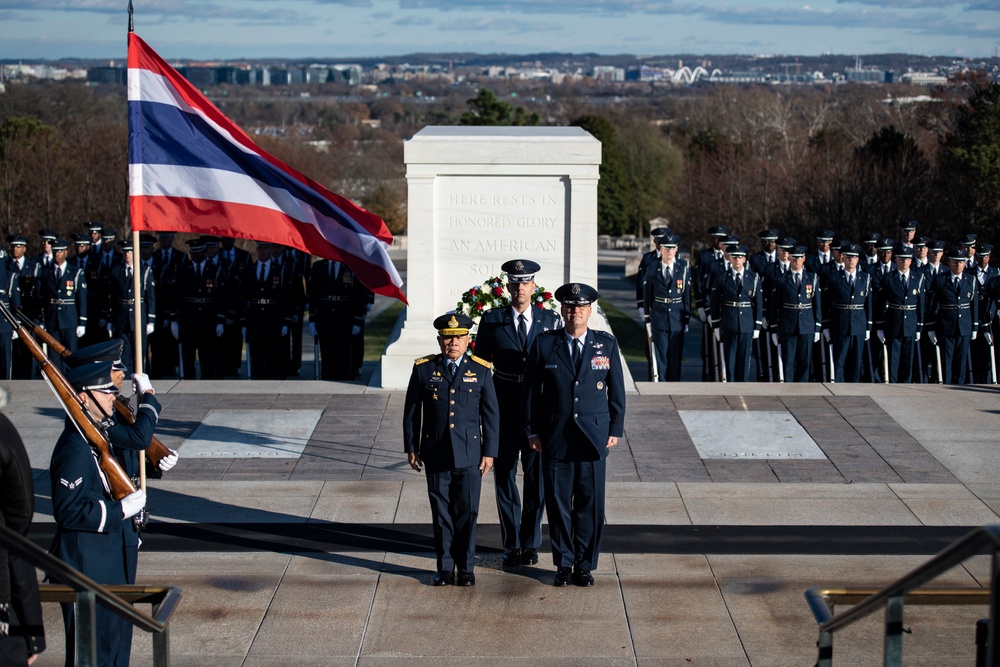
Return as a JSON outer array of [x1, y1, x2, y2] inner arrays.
[[259, 263, 265, 283], [126, 266, 132, 281], [572, 339, 582, 370], [517, 314, 527, 348], [448, 361, 457, 378]]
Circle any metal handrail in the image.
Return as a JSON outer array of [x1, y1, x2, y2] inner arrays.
[[0, 522, 182, 665], [805, 525, 1000, 666]]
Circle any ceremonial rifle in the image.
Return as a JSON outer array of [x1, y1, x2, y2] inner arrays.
[[14, 306, 173, 471], [0, 302, 136, 501]]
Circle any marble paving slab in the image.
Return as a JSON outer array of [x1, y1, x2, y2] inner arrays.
[[181, 409, 323, 458], [678, 410, 826, 460]]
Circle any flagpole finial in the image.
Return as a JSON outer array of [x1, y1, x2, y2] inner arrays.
[[128, 0, 134, 33]]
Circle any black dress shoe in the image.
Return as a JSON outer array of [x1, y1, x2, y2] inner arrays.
[[456, 572, 476, 586], [520, 548, 539, 565], [433, 571, 454, 586], [572, 569, 594, 587], [553, 567, 572, 587], [501, 548, 520, 567]]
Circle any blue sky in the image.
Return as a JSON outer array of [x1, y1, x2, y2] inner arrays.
[[0, 0, 997, 61]]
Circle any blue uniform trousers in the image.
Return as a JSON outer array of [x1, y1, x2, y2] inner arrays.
[[833, 334, 865, 382], [426, 465, 481, 574], [651, 329, 684, 381], [885, 335, 916, 383], [543, 456, 606, 571], [721, 331, 752, 382], [493, 380, 544, 551], [941, 335, 970, 385], [780, 333, 812, 383]]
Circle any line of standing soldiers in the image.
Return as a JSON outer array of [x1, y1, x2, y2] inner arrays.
[[636, 221, 998, 385], [0, 226, 373, 382]]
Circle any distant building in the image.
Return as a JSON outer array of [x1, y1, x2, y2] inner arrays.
[[901, 72, 948, 86], [845, 67, 888, 83], [87, 66, 127, 86], [592, 66, 625, 83]]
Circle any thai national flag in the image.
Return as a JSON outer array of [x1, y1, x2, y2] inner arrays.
[[127, 33, 406, 302]]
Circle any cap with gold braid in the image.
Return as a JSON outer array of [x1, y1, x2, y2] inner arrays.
[[434, 312, 473, 336]]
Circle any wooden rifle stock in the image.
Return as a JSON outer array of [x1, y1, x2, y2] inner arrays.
[[15, 306, 172, 470], [1, 303, 136, 500]]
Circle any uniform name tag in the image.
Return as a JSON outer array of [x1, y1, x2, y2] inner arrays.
[[545, 364, 558, 369], [591, 356, 610, 370]]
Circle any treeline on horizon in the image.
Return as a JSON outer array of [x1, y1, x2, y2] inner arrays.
[[1, 72, 998, 252]]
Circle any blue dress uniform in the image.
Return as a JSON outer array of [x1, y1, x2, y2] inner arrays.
[[171, 240, 225, 379], [522, 283, 626, 586], [240, 246, 293, 380], [824, 250, 872, 383], [474, 259, 561, 565], [218, 240, 251, 376], [8, 237, 39, 379], [770, 263, 822, 383], [50, 363, 144, 667], [634, 227, 670, 312], [108, 243, 156, 374], [694, 227, 730, 380], [149, 237, 182, 378], [0, 258, 21, 380], [969, 247, 997, 383], [709, 248, 762, 382], [38, 248, 87, 370], [928, 259, 979, 385], [403, 314, 499, 584], [642, 237, 690, 382], [308, 260, 370, 381], [875, 251, 925, 384]]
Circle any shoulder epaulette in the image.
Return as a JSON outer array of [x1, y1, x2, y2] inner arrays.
[[594, 330, 616, 340], [469, 354, 493, 369], [413, 354, 436, 366]]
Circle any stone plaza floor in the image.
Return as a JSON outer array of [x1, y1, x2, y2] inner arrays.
[[6, 378, 1000, 666]]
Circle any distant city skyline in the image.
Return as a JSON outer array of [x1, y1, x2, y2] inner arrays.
[[0, 0, 998, 62]]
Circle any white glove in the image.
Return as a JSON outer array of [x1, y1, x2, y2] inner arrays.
[[987, 332, 994, 346], [915, 332, 921, 342], [823, 329, 831, 342], [928, 331, 938, 346], [158, 449, 179, 472], [814, 332, 821, 343], [241, 327, 247, 339], [972, 331, 978, 341], [132, 372, 154, 395], [638, 307, 645, 319], [11, 330, 17, 340], [713, 328, 721, 342], [697, 307, 706, 322], [170, 321, 179, 340], [146, 322, 155, 335], [309, 322, 317, 337], [865, 330, 870, 341], [876, 330, 885, 344], [771, 333, 779, 347], [753, 330, 760, 340], [280, 326, 289, 337], [75, 325, 85, 338], [684, 325, 689, 333], [106, 322, 113, 335], [216, 324, 224, 337], [352, 325, 361, 336], [120, 488, 146, 519]]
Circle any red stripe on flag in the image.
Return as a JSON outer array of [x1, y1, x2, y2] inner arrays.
[[131, 195, 406, 302]]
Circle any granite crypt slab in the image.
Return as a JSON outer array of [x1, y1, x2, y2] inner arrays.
[[678, 410, 827, 460]]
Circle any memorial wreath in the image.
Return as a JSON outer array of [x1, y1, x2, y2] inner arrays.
[[455, 273, 558, 325]]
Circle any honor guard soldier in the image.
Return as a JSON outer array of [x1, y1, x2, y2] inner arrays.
[[475, 259, 561, 567], [969, 242, 996, 383], [50, 362, 147, 667], [76, 232, 104, 348], [240, 241, 292, 379], [916, 240, 947, 381], [273, 246, 309, 376], [749, 229, 780, 276], [6, 236, 36, 379], [308, 258, 371, 380], [710, 244, 762, 382], [86, 221, 104, 252], [694, 226, 730, 380], [38, 239, 87, 370], [218, 237, 251, 377], [0, 247, 20, 380], [635, 227, 670, 315], [33, 229, 56, 269], [805, 230, 836, 275], [170, 238, 225, 379], [150, 232, 182, 378], [93, 230, 122, 346], [642, 234, 690, 381], [108, 238, 156, 373], [927, 247, 979, 385], [874, 244, 924, 383], [750, 230, 780, 381], [912, 236, 930, 271], [71, 233, 92, 268], [898, 221, 918, 249], [824, 243, 873, 382], [523, 283, 626, 588], [769, 245, 822, 382], [860, 232, 881, 270], [403, 313, 498, 586]]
